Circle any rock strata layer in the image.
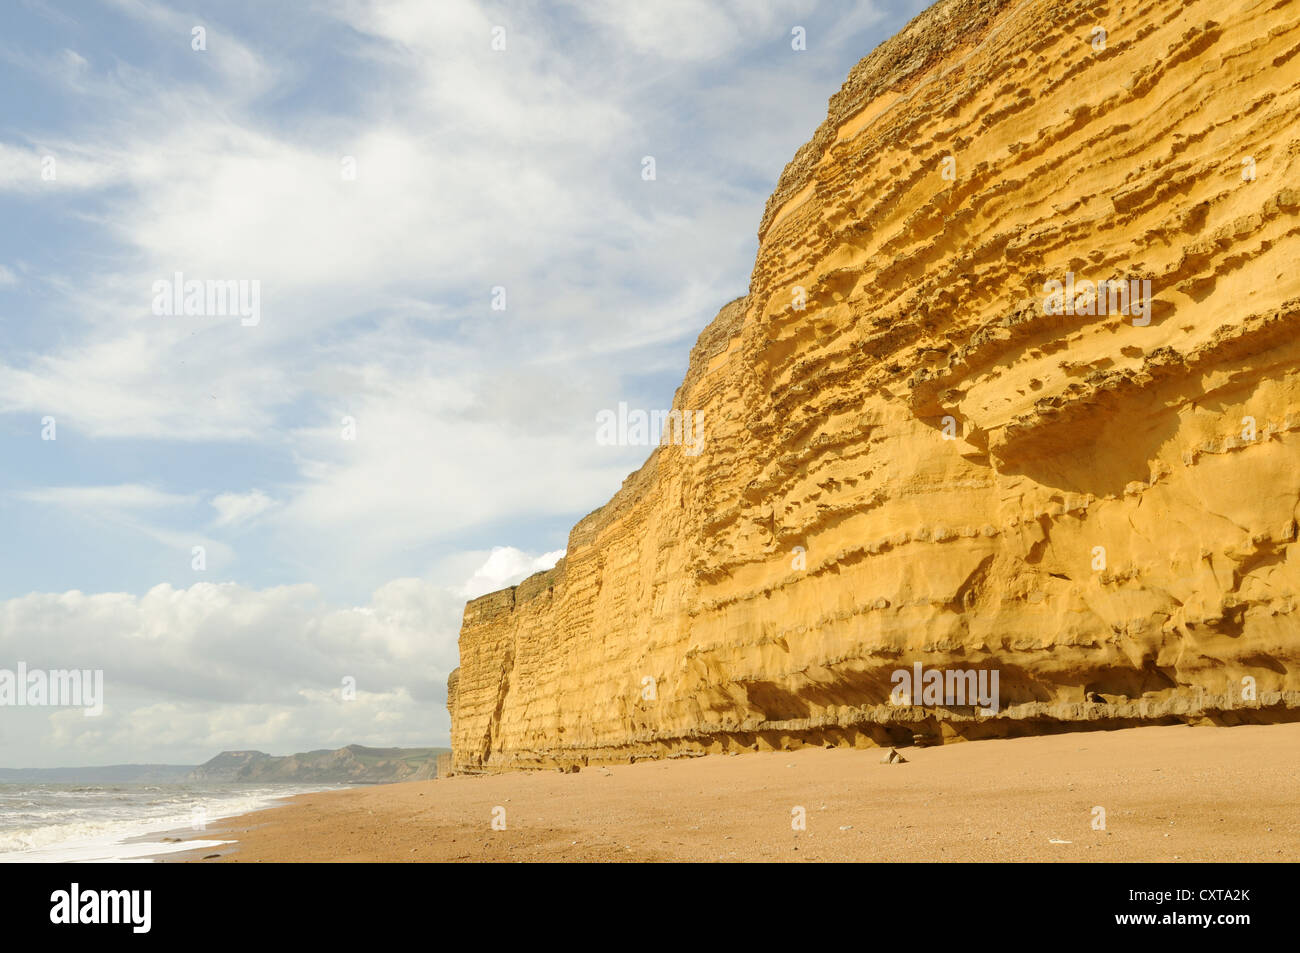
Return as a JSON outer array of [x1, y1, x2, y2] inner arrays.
[[449, 0, 1300, 772]]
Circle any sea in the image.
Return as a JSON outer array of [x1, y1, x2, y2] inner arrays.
[[0, 781, 340, 862]]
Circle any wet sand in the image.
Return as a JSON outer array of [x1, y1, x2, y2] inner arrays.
[[166, 723, 1300, 862]]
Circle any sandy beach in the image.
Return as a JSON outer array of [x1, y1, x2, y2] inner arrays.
[[162, 723, 1300, 862]]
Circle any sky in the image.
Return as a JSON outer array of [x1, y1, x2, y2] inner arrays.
[[0, 0, 923, 768]]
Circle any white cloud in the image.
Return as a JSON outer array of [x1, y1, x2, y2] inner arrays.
[[272, 369, 631, 575], [102, 0, 279, 99], [564, 0, 887, 60], [210, 489, 277, 527], [0, 140, 124, 193], [40, 687, 438, 763], [0, 545, 572, 764], [0, 265, 16, 286], [18, 484, 198, 509], [460, 546, 565, 600], [567, 0, 784, 61], [0, 328, 290, 441], [0, 576, 466, 765]]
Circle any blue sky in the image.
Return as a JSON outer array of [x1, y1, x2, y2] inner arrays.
[[0, 0, 922, 767]]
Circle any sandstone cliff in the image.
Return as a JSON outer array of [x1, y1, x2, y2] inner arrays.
[[449, 0, 1300, 772]]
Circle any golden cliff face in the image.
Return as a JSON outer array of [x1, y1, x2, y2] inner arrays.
[[449, 0, 1300, 772]]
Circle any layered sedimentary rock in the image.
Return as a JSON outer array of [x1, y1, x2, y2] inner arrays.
[[450, 0, 1300, 772]]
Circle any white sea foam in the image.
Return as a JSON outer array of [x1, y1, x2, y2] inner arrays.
[[0, 783, 335, 863]]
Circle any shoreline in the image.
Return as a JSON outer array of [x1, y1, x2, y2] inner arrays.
[[125, 787, 344, 863], [172, 723, 1300, 863], [0, 785, 338, 863]]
